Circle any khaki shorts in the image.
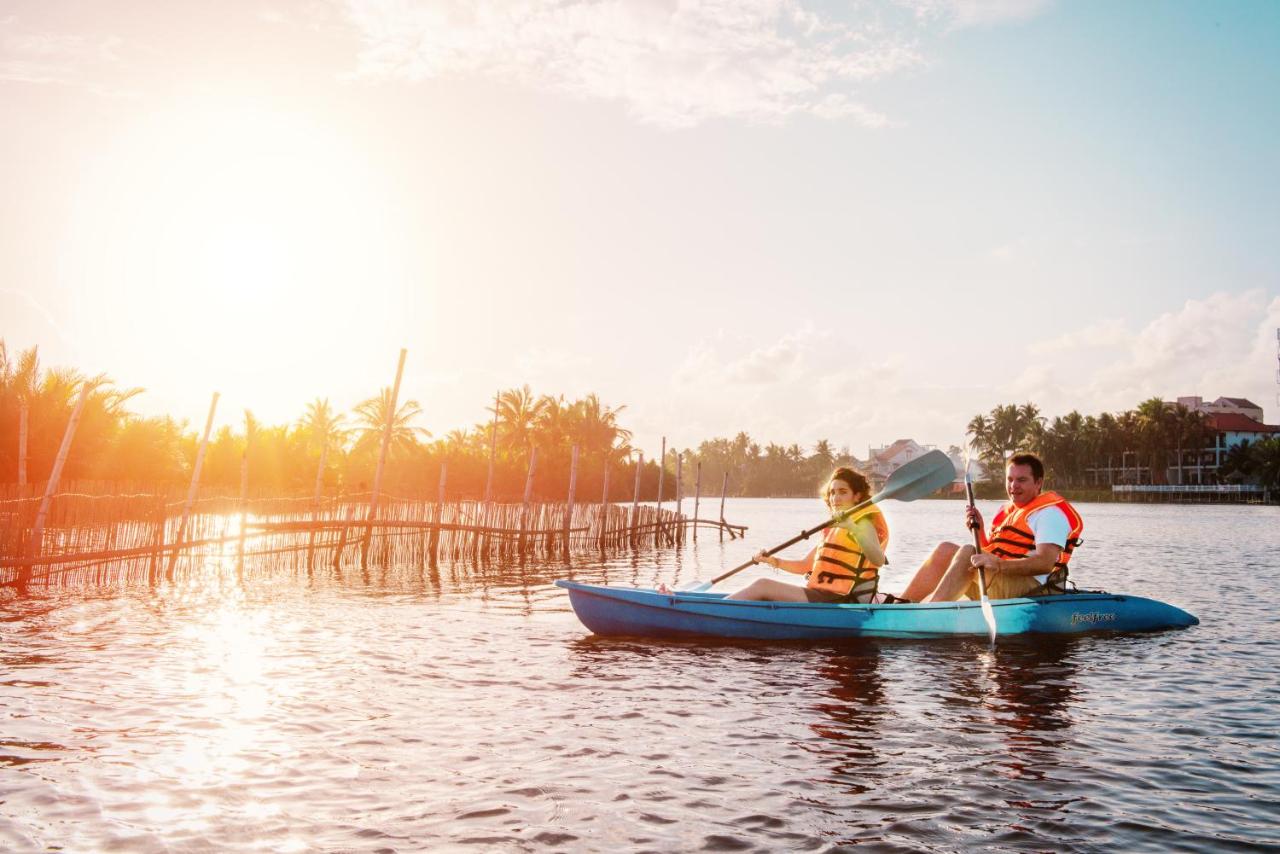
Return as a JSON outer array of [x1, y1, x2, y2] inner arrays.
[[963, 572, 1042, 601]]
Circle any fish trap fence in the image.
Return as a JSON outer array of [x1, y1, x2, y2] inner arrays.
[[0, 484, 745, 588]]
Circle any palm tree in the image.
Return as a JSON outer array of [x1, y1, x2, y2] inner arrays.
[[352, 388, 428, 458], [534, 393, 571, 453], [1136, 397, 1174, 484], [298, 398, 348, 454], [572, 393, 632, 459], [1250, 437, 1280, 488], [494, 385, 545, 454]]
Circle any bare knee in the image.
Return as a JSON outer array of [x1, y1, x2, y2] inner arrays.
[[933, 542, 961, 561]]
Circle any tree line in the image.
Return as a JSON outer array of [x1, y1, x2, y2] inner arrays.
[[6, 342, 1277, 500], [966, 400, 1280, 487], [0, 342, 646, 501]]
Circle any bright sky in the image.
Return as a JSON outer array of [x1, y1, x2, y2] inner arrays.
[[3, 0, 1279, 458]]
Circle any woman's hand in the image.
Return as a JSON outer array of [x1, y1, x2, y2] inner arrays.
[[754, 550, 778, 568]]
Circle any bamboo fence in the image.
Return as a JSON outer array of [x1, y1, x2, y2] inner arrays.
[[0, 483, 746, 589], [1, 353, 748, 590]]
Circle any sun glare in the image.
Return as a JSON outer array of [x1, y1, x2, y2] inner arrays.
[[67, 97, 418, 404]]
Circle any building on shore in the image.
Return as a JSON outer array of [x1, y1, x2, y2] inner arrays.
[[865, 439, 976, 493], [1175, 395, 1265, 423], [1087, 395, 1280, 488]]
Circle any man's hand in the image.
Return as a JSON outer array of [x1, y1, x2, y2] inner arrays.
[[965, 505, 983, 532], [970, 552, 1000, 573]]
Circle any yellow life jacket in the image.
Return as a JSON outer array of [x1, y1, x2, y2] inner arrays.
[[806, 506, 889, 602], [984, 491, 1084, 595]]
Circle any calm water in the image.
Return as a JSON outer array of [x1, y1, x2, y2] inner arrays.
[[2, 499, 1278, 852]]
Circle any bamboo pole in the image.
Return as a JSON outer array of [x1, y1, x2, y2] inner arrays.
[[19, 381, 93, 585], [564, 444, 579, 552], [719, 471, 729, 541], [630, 451, 643, 547], [235, 432, 249, 581], [520, 446, 537, 556], [674, 451, 683, 546], [166, 391, 219, 582], [693, 461, 702, 543], [484, 391, 498, 503], [654, 437, 666, 546], [17, 400, 28, 487], [363, 348, 407, 569], [306, 441, 328, 571], [598, 458, 611, 549], [430, 460, 447, 565]]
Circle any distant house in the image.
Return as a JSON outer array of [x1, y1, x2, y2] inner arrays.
[[864, 439, 964, 491], [1156, 411, 1280, 485], [1176, 395, 1265, 423]]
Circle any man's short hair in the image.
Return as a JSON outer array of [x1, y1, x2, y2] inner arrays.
[[1007, 452, 1045, 481]]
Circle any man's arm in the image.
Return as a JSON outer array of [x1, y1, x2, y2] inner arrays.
[[971, 543, 1060, 576]]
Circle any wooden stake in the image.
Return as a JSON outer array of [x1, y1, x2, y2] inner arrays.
[[484, 391, 498, 503], [306, 441, 328, 572], [630, 451, 643, 547], [520, 446, 537, 556], [693, 461, 702, 543], [719, 471, 729, 541], [564, 444, 579, 551], [597, 459, 612, 550], [235, 434, 249, 582], [654, 437, 665, 546], [166, 391, 219, 582], [674, 451, 683, 546], [20, 381, 93, 585], [364, 348, 407, 569], [17, 400, 28, 487]]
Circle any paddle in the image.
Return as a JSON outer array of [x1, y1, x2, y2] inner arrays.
[[683, 449, 957, 593], [964, 450, 998, 644]]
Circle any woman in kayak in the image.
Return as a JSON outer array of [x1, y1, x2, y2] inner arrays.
[[726, 467, 890, 603]]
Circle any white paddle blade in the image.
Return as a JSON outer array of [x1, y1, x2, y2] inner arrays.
[[980, 597, 997, 644]]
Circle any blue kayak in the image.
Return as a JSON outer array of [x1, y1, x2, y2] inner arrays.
[[555, 580, 1198, 640]]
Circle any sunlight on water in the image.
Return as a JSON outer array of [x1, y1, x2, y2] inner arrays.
[[1, 500, 1277, 851]]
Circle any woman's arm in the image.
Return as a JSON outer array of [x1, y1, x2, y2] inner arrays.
[[754, 546, 817, 575], [849, 519, 886, 566]]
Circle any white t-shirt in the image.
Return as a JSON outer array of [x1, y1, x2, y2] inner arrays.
[[1027, 505, 1069, 549]]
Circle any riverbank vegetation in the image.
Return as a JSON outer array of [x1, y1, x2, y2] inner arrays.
[[966, 400, 1280, 488], [4, 342, 1278, 499]]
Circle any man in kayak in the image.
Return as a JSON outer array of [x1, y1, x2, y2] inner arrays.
[[898, 452, 1083, 602], [725, 467, 891, 603]]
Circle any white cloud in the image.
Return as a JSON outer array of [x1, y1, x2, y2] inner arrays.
[[1015, 290, 1280, 420], [0, 16, 124, 87], [675, 331, 811, 387], [337, 0, 941, 128], [899, 0, 1053, 29]]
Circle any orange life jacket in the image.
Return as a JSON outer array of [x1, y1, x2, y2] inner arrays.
[[806, 506, 890, 602], [984, 491, 1084, 595]]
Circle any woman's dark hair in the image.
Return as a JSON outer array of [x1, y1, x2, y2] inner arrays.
[[824, 466, 871, 501]]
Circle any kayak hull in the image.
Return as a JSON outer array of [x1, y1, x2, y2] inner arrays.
[[554, 580, 1198, 640]]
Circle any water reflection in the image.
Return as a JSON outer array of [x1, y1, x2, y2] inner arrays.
[[798, 644, 888, 798], [938, 637, 1081, 785]]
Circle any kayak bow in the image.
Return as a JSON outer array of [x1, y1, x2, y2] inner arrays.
[[555, 580, 1198, 640]]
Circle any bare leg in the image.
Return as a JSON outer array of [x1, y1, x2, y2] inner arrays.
[[921, 544, 978, 603], [726, 578, 812, 602], [900, 542, 960, 602]]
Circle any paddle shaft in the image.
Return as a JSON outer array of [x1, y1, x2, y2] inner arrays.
[[965, 479, 990, 593], [707, 494, 874, 586]]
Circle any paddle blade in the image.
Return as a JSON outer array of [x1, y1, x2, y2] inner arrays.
[[980, 596, 997, 644], [873, 449, 957, 504]]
